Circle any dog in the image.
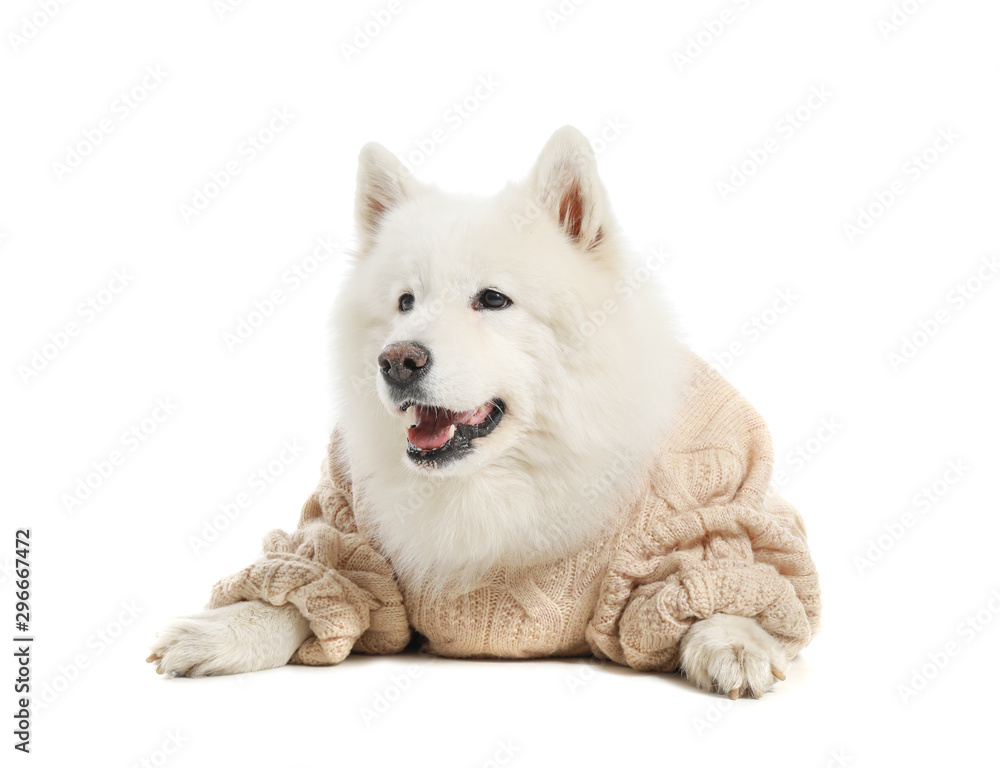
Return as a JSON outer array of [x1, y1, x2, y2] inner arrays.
[[150, 126, 820, 698]]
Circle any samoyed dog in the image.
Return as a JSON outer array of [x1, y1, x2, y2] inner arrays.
[[150, 127, 819, 698]]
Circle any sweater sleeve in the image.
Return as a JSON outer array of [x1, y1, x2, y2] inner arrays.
[[206, 432, 411, 665], [586, 360, 821, 672]]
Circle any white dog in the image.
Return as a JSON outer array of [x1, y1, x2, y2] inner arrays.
[[151, 127, 820, 698]]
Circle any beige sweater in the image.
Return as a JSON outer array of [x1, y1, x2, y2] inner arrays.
[[208, 350, 821, 670]]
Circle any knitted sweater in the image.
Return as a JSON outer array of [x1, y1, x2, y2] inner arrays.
[[208, 349, 821, 670]]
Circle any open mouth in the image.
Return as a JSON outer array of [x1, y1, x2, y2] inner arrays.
[[399, 399, 505, 467]]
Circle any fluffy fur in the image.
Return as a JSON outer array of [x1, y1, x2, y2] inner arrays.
[[334, 127, 681, 587]]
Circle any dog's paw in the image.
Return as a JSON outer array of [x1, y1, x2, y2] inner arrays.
[[679, 614, 787, 699], [147, 601, 311, 678]]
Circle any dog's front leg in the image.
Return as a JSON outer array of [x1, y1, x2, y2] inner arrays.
[[679, 614, 788, 699], [148, 601, 312, 677]]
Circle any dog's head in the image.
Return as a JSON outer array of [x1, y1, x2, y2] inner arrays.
[[335, 127, 675, 473], [331, 127, 681, 579]]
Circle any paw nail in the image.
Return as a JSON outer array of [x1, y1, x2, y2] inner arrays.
[[146, 653, 160, 663], [156, 665, 164, 675], [729, 688, 739, 700], [772, 667, 785, 681]]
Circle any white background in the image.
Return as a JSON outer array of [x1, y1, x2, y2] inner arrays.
[[2, 0, 998, 765]]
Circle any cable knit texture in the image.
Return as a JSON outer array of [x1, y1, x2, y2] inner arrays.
[[208, 348, 821, 669], [207, 445, 411, 664]]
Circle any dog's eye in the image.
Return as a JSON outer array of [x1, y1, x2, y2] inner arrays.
[[474, 289, 512, 311], [398, 293, 415, 312]]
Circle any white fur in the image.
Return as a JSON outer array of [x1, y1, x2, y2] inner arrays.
[[334, 126, 682, 587], [679, 614, 788, 698], [149, 602, 311, 677]]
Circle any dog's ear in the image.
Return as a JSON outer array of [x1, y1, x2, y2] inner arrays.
[[355, 142, 410, 250], [528, 126, 611, 253]]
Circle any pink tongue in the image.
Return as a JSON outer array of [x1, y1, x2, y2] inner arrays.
[[406, 403, 494, 451], [407, 407, 455, 451]]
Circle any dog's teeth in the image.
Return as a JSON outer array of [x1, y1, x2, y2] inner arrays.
[[447, 424, 456, 440]]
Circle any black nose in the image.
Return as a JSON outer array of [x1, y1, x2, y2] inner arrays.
[[378, 341, 431, 388]]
